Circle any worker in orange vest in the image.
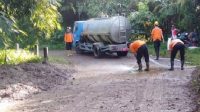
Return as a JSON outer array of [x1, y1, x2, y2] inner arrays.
[[168, 39, 185, 71], [151, 21, 164, 60], [64, 27, 73, 50], [129, 40, 149, 71]]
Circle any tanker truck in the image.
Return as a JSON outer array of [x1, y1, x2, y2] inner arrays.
[[73, 16, 131, 58]]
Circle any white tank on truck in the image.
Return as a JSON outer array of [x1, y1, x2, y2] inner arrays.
[[82, 16, 131, 44], [73, 16, 131, 58]]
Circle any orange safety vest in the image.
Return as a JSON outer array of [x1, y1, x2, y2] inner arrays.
[[64, 33, 73, 42], [129, 40, 146, 54], [169, 39, 184, 50], [151, 26, 163, 41]]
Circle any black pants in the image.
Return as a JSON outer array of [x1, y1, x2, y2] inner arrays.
[[66, 42, 72, 50], [154, 40, 161, 59], [136, 45, 149, 64], [171, 43, 185, 62]]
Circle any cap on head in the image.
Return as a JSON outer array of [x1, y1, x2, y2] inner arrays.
[[66, 27, 71, 32], [67, 27, 71, 30], [154, 21, 159, 26]]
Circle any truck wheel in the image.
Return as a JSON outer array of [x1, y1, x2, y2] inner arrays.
[[75, 43, 83, 54], [117, 51, 128, 57], [93, 46, 102, 58]]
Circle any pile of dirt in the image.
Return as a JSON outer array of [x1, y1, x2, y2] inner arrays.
[[0, 63, 75, 101], [191, 66, 200, 112]]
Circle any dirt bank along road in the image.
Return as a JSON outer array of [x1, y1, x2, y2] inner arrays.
[[3, 51, 196, 112]]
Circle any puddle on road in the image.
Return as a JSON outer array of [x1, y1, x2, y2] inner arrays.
[[79, 64, 134, 72], [116, 65, 133, 71], [0, 100, 16, 112], [128, 67, 138, 74], [75, 65, 139, 79]]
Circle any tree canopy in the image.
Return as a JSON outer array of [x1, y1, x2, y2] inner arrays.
[[63, 0, 200, 34], [1, 0, 200, 49], [0, 0, 61, 49]]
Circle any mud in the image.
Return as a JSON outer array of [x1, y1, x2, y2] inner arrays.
[[191, 67, 200, 112], [0, 63, 74, 101], [0, 50, 196, 112]]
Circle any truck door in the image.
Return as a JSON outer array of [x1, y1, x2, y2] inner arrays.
[[73, 21, 84, 46]]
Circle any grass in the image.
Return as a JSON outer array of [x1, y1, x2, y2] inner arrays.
[[147, 42, 200, 66], [0, 49, 41, 65], [40, 43, 65, 50], [48, 56, 71, 64], [185, 48, 200, 65], [147, 42, 169, 58]]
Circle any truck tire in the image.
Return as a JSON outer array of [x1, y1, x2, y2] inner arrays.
[[93, 45, 102, 58], [75, 43, 83, 54], [117, 51, 128, 57]]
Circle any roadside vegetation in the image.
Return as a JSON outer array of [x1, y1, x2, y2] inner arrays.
[[1, 0, 200, 50], [0, 49, 41, 65]]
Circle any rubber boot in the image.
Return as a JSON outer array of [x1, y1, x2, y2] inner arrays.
[[156, 50, 159, 60], [138, 63, 142, 71], [181, 61, 184, 70], [144, 62, 149, 71], [156, 54, 159, 60], [154, 52, 159, 60], [168, 61, 174, 71]]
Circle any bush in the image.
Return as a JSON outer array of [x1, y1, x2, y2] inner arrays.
[[128, 33, 150, 42], [0, 49, 41, 65]]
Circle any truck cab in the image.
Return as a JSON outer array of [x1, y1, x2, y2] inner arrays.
[[73, 21, 85, 47]]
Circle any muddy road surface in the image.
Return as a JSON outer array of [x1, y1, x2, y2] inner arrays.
[[5, 51, 196, 112]]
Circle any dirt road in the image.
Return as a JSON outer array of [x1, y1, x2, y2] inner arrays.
[[5, 51, 196, 112]]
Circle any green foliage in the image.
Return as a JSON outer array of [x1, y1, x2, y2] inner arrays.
[[0, 49, 41, 65], [63, 0, 132, 18], [0, 11, 18, 48], [40, 43, 64, 50], [147, 43, 168, 58], [138, 1, 148, 12], [0, 0, 62, 49], [31, 0, 62, 39], [128, 1, 155, 40], [129, 11, 155, 36], [40, 28, 65, 50], [1, 0, 200, 51], [185, 48, 200, 65], [128, 34, 150, 43]]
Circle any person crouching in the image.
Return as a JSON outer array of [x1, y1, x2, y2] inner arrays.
[[168, 39, 185, 71], [129, 40, 150, 71]]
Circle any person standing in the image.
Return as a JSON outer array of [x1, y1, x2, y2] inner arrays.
[[171, 25, 178, 40], [64, 27, 73, 50], [129, 40, 149, 71], [151, 21, 164, 60], [168, 39, 185, 71], [168, 25, 179, 50]]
